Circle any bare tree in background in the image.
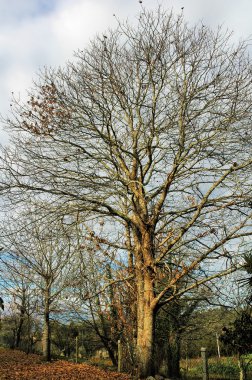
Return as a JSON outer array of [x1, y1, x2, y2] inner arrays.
[[0, 257, 39, 351], [68, 224, 136, 368], [0, 210, 77, 361], [1, 7, 252, 377]]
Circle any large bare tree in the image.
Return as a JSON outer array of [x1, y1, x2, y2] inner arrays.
[[1, 8, 252, 377]]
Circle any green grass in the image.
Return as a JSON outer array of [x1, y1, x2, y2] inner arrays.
[[181, 356, 252, 379]]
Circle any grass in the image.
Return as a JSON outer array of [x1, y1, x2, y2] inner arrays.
[[181, 355, 252, 379]]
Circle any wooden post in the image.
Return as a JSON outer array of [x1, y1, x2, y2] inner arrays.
[[216, 333, 221, 358], [185, 340, 189, 373], [201, 347, 209, 380], [118, 339, 122, 372], [75, 335, 79, 363]]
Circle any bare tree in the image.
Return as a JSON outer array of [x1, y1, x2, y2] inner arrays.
[[64, 221, 133, 367], [0, 210, 77, 361], [0, 258, 39, 351], [1, 7, 252, 377]]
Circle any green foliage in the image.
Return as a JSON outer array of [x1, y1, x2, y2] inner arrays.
[[180, 307, 236, 358], [0, 314, 41, 352], [220, 311, 252, 355]]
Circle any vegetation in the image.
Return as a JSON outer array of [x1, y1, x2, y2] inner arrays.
[[220, 253, 252, 380], [181, 355, 252, 379], [0, 6, 251, 379]]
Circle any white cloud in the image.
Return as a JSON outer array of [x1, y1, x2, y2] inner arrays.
[[1, 0, 252, 144], [0, 1, 137, 123]]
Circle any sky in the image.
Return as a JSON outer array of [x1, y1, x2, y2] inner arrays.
[[1, 0, 252, 143]]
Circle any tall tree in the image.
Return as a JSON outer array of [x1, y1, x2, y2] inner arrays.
[[1, 8, 252, 377]]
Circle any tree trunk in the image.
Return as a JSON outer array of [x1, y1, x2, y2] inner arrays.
[[136, 269, 156, 378], [26, 314, 32, 354], [238, 354, 246, 380], [99, 335, 118, 366], [155, 326, 181, 379], [15, 305, 26, 348], [166, 332, 181, 379], [94, 294, 118, 367], [15, 313, 24, 348], [42, 287, 51, 361], [131, 220, 157, 378], [15, 288, 26, 349]]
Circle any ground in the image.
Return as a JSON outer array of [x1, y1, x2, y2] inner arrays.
[[0, 348, 130, 380]]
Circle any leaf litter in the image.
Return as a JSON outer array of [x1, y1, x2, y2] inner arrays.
[[0, 348, 130, 380]]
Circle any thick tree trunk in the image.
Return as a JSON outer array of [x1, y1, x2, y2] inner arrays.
[[136, 269, 156, 378], [42, 287, 51, 361], [131, 219, 157, 378]]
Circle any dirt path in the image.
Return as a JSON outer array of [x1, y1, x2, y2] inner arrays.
[[0, 348, 130, 380]]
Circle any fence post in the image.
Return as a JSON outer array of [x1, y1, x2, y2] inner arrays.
[[216, 333, 221, 358], [118, 339, 122, 372], [201, 347, 209, 380]]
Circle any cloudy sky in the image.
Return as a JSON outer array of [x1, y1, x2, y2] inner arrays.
[[1, 0, 252, 142]]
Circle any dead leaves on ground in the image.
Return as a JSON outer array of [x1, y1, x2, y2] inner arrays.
[[0, 348, 130, 380]]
